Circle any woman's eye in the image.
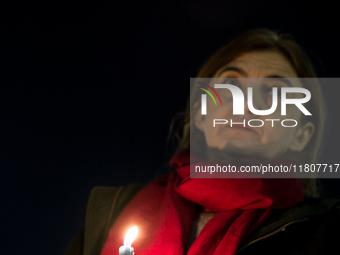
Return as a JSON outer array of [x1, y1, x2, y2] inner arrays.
[[223, 78, 240, 87], [265, 87, 281, 97]]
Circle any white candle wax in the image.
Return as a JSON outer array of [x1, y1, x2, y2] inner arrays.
[[119, 246, 134, 255]]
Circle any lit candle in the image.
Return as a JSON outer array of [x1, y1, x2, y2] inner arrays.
[[119, 226, 138, 255]]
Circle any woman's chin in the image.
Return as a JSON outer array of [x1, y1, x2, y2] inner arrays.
[[206, 141, 259, 157]]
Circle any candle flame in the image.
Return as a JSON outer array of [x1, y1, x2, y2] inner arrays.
[[124, 226, 138, 246]]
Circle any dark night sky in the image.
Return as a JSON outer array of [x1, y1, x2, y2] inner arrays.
[[1, 1, 340, 254]]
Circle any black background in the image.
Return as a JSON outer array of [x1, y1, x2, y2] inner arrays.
[[1, 1, 340, 254]]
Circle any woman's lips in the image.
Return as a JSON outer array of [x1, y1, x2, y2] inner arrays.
[[226, 124, 258, 134]]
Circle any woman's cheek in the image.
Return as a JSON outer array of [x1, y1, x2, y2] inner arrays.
[[262, 125, 286, 144]]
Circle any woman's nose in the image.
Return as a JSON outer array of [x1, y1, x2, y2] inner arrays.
[[244, 87, 268, 116]]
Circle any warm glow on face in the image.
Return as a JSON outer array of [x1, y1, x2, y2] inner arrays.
[[123, 226, 138, 246]]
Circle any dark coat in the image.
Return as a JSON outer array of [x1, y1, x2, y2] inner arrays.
[[64, 184, 340, 255]]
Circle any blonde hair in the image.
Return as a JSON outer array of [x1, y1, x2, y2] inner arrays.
[[171, 29, 326, 197]]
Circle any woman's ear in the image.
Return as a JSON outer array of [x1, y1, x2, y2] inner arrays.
[[194, 102, 205, 132], [289, 121, 315, 151]]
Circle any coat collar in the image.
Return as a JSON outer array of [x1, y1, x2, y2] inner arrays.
[[238, 197, 340, 253]]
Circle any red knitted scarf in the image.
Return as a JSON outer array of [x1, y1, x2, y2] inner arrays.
[[101, 149, 304, 255]]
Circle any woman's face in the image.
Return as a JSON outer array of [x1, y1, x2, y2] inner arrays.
[[195, 50, 315, 160]]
